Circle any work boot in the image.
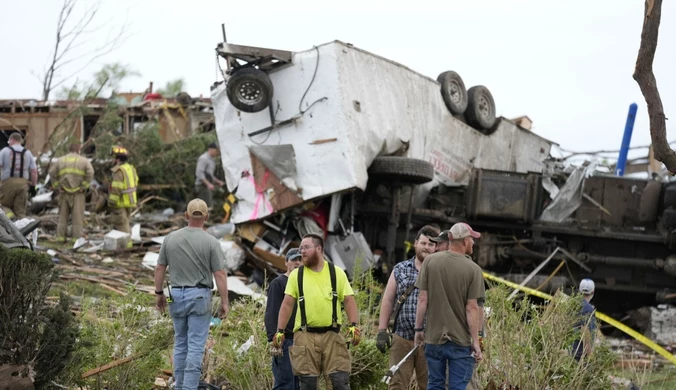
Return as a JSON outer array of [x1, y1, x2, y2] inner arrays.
[[328, 371, 351, 390], [298, 375, 318, 390]]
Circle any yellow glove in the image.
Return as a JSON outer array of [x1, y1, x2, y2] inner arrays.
[[346, 323, 361, 346], [272, 330, 285, 349]]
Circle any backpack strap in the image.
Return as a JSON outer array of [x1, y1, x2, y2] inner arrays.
[[390, 283, 417, 332]]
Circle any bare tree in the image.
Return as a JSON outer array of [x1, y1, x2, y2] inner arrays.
[[38, 0, 130, 101], [633, 0, 676, 172]]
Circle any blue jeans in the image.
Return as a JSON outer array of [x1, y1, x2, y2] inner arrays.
[[169, 287, 212, 390], [424, 341, 475, 390], [272, 338, 300, 390]]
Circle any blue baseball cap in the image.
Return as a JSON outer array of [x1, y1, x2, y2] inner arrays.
[[285, 248, 301, 262]]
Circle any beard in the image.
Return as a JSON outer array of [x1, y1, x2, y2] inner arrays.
[[415, 248, 432, 262], [303, 254, 320, 267]]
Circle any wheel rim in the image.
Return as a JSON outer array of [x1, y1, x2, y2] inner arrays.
[[448, 81, 462, 104], [478, 94, 494, 118], [236, 80, 264, 105]]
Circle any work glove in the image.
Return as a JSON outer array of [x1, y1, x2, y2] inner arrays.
[[272, 330, 285, 349], [346, 323, 361, 346], [376, 330, 392, 353], [28, 185, 37, 198], [270, 342, 284, 357]]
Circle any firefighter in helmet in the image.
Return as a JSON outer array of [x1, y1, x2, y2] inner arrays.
[[108, 146, 138, 237]]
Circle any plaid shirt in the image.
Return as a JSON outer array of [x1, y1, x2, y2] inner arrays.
[[392, 257, 423, 340]]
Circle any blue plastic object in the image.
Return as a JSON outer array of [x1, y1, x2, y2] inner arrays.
[[616, 103, 638, 176]]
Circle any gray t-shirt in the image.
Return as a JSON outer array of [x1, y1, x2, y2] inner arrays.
[[0, 145, 37, 181], [195, 152, 216, 185], [157, 227, 225, 288]]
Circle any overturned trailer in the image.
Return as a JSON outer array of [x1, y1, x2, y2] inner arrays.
[[212, 40, 676, 312]]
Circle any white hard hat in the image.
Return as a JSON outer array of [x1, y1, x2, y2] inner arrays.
[[579, 278, 595, 294]]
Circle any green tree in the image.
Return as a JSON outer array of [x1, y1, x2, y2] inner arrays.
[[57, 62, 139, 100], [156, 78, 185, 97]]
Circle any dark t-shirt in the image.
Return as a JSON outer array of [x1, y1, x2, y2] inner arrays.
[[572, 299, 596, 360], [416, 251, 485, 346], [264, 275, 297, 342]]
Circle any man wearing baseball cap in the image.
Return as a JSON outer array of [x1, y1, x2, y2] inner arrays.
[[154, 198, 230, 390], [414, 222, 485, 390], [572, 279, 597, 362], [431, 229, 450, 252], [265, 248, 303, 390]]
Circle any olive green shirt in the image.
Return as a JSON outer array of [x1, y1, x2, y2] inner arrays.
[[415, 251, 485, 346]]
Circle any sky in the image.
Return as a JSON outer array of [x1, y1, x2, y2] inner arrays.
[[1, 0, 675, 161]]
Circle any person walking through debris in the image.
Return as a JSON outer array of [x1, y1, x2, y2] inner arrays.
[[108, 146, 138, 237], [414, 223, 485, 390], [431, 229, 450, 252], [0, 133, 38, 219], [194, 142, 224, 209], [154, 198, 230, 390], [265, 248, 303, 390], [49, 143, 94, 242], [376, 225, 439, 389], [572, 278, 597, 362], [274, 233, 361, 390]]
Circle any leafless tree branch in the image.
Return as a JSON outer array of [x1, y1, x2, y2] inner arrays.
[[39, 0, 131, 101], [633, 0, 676, 172]]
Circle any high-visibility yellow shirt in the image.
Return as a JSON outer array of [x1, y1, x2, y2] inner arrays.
[[109, 162, 138, 208], [284, 260, 354, 331], [48, 153, 94, 193]]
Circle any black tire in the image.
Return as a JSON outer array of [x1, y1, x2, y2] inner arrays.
[[368, 156, 435, 184], [465, 85, 497, 130], [437, 71, 468, 115], [662, 207, 676, 229], [226, 68, 274, 113], [664, 182, 676, 207]]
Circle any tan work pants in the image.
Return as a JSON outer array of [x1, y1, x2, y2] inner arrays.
[[57, 192, 85, 240], [110, 207, 131, 233], [289, 330, 351, 390], [0, 178, 28, 219], [389, 334, 428, 390]]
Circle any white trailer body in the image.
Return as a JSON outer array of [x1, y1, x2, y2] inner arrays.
[[212, 40, 554, 224]]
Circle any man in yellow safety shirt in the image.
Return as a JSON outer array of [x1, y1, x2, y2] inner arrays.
[[108, 146, 138, 236], [49, 143, 94, 242]]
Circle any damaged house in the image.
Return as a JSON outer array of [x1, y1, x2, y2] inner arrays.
[[0, 90, 215, 154]]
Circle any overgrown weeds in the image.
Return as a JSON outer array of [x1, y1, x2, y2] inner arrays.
[[54, 289, 173, 390], [478, 284, 616, 390]]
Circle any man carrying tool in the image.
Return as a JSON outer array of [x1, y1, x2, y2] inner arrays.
[[0, 133, 38, 219], [274, 233, 361, 390], [49, 143, 94, 242], [377, 225, 439, 389], [108, 146, 138, 235], [414, 222, 485, 390], [572, 278, 597, 362], [195, 142, 224, 209], [154, 198, 230, 390], [265, 248, 302, 390], [431, 229, 450, 252]]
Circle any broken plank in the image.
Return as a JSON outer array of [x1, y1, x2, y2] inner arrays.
[[309, 137, 338, 145], [81, 352, 149, 378]]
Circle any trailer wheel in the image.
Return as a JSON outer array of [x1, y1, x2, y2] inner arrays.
[[437, 71, 468, 115], [465, 86, 496, 130], [662, 207, 676, 229], [368, 156, 435, 185], [226, 68, 274, 113]]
